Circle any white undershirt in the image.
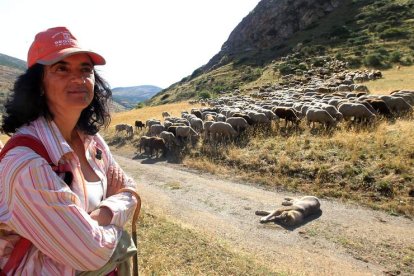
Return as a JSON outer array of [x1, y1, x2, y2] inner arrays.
[[85, 180, 104, 213]]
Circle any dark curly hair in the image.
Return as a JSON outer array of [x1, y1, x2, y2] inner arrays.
[[1, 64, 112, 135]]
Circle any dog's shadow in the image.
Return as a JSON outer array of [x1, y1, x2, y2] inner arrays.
[[258, 209, 323, 231]]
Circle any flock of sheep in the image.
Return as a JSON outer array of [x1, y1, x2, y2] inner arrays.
[[114, 61, 414, 158], [114, 90, 413, 158]]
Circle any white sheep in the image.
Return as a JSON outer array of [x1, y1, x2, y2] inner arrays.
[[209, 122, 238, 142], [249, 112, 270, 124], [226, 117, 249, 133], [149, 124, 165, 136], [203, 121, 214, 140], [175, 126, 199, 142], [215, 114, 227, 122], [146, 119, 161, 129], [162, 111, 171, 118], [190, 117, 204, 133], [115, 123, 133, 136], [163, 121, 173, 129], [306, 108, 337, 129], [391, 90, 414, 105], [338, 102, 376, 123], [160, 131, 178, 149], [380, 95, 413, 116], [321, 104, 343, 121], [261, 109, 279, 121]]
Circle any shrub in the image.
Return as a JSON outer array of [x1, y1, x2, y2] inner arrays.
[[161, 94, 170, 100], [304, 22, 319, 30], [297, 62, 308, 71], [302, 38, 311, 44], [347, 57, 362, 68], [400, 57, 413, 66], [379, 28, 408, 40], [301, 45, 326, 56], [376, 181, 394, 197], [190, 68, 203, 79], [312, 59, 325, 67], [335, 53, 343, 61], [241, 67, 262, 82], [355, 13, 365, 21], [279, 63, 295, 75], [364, 54, 383, 67], [212, 84, 227, 94], [376, 47, 388, 56], [199, 91, 212, 100], [367, 24, 376, 32], [134, 102, 145, 109], [353, 35, 370, 45], [374, 23, 389, 33], [354, 51, 363, 57], [390, 51, 402, 63], [176, 91, 196, 101], [347, 38, 355, 45], [315, 45, 327, 55], [330, 25, 351, 38]]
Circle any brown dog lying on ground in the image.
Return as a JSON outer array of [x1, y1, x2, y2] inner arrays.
[[256, 196, 321, 226]]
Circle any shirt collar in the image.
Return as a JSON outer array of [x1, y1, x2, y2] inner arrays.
[[19, 116, 95, 165]]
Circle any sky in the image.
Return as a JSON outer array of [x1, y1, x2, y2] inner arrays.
[[0, 0, 261, 89]]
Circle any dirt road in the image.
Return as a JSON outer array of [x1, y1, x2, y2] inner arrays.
[[114, 152, 414, 276]]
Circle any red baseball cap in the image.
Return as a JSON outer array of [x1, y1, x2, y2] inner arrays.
[[27, 26, 106, 68]]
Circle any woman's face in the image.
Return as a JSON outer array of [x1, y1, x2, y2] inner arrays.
[[43, 53, 95, 116]]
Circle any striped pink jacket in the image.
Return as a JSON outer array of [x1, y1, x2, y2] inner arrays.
[[0, 116, 138, 275]]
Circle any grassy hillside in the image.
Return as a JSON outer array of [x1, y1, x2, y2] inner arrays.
[[150, 0, 414, 105]]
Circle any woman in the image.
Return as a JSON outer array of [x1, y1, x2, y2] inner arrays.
[[0, 27, 139, 275]]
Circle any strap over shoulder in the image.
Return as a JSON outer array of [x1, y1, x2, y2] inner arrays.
[[0, 134, 73, 185], [0, 134, 51, 163]]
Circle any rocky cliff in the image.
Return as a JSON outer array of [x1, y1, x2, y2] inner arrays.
[[204, 0, 343, 71]]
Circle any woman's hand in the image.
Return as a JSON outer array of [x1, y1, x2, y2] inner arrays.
[[90, 206, 113, 226], [106, 165, 125, 197]]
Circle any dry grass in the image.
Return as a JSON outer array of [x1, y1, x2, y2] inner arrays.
[[363, 65, 414, 94], [0, 134, 8, 144], [136, 208, 282, 276]]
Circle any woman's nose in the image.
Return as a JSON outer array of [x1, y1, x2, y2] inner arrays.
[[70, 73, 86, 84]]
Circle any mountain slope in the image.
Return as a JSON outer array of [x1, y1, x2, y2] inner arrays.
[[149, 0, 414, 105], [0, 54, 25, 91], [0, 53, 26, 71], [112, 85, 162, 109], [0, 54, 26, 113]]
